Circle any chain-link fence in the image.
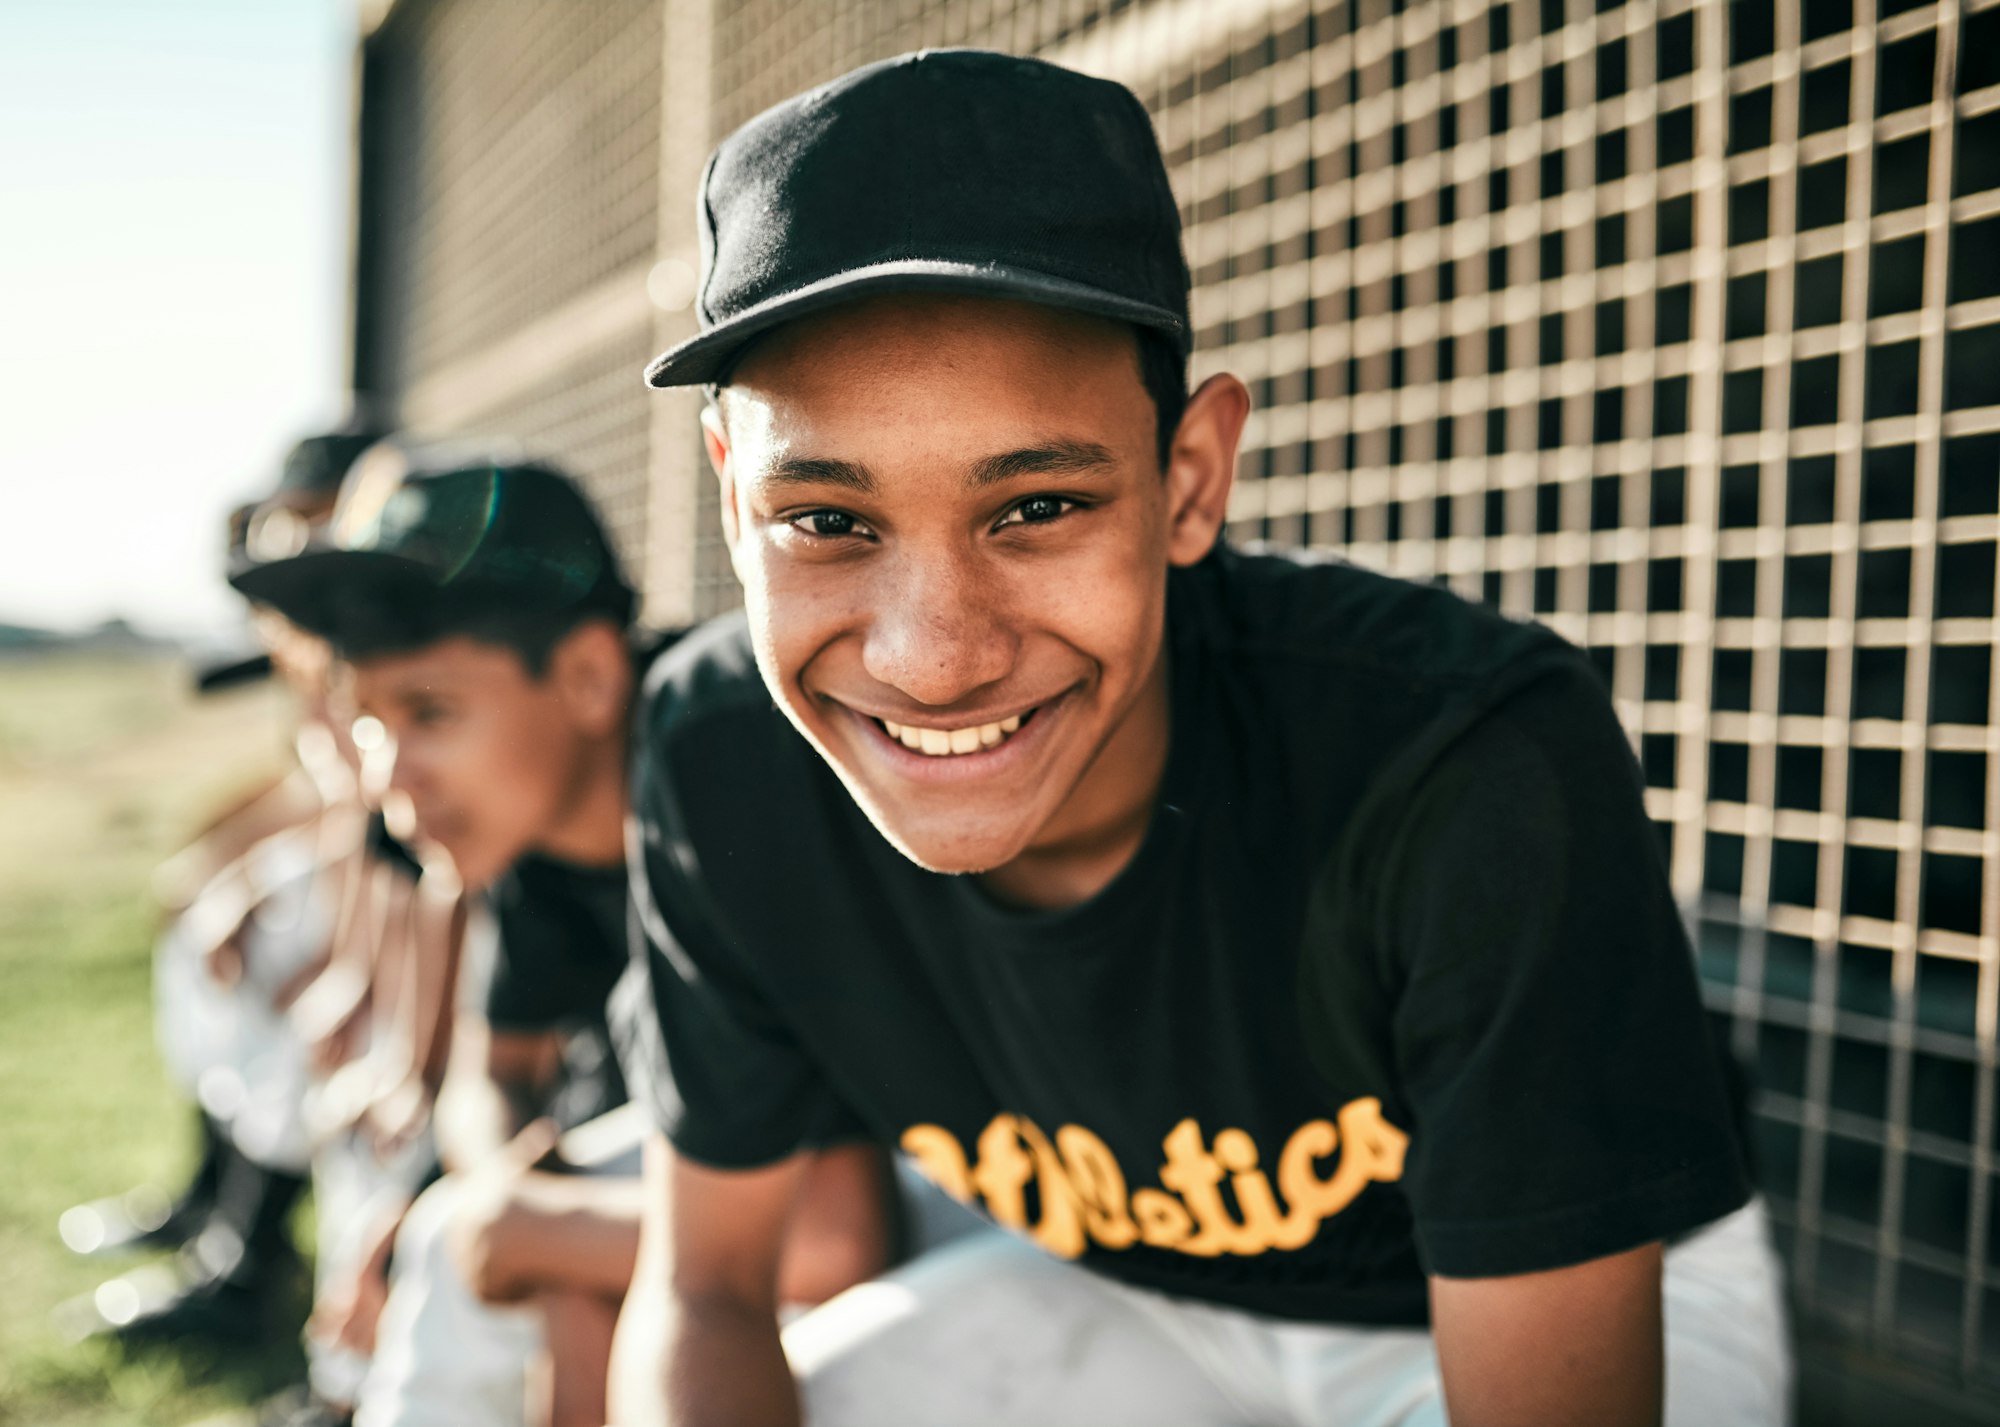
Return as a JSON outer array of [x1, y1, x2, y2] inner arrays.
[[352, 1, 2000, 1416]]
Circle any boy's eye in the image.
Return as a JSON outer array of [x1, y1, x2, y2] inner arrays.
[[791, 510, 860, 538], [995, 495, 1074, 527]]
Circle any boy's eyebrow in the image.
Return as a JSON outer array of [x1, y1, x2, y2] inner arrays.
[[765, 456, 876, 493], [762, 440, 1117, 494], [967, 440, 1117, 487]]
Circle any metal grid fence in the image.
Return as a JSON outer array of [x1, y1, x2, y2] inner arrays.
[[353, 0, 664, 568], [351, 0, 2000, 1411]]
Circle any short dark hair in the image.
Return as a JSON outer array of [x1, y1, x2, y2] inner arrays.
[[1133, 328, 1188, 471], [711, 321, 1189, 471], [325, 585, 635, 677]]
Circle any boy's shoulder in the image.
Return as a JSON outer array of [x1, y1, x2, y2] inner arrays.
[[1178, 543, 1578, 702], [1174, 547, 1610, 853], [636, 609, 771, 742], [630, 611, 828, 829]]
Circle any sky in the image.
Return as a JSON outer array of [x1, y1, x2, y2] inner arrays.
[[0, 0, 351, 639]]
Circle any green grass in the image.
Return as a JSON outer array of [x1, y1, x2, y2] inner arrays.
[[0, 653, 309, 1426]]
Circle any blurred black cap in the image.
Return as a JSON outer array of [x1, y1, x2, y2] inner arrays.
[[276, 422, 390, 499], [643, 49, 1190, 388], [229, 453, 635, 650], [227, 423, 391, 582], [192, 651, 274, 695]]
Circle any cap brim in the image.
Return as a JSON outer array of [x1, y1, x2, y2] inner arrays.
[[192, 651, 274, 695], [643, 259, 1188, 388], [228, 548, 439, 642]]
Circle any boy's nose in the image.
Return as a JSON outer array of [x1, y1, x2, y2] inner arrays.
[[860, 552, 1016, 708]]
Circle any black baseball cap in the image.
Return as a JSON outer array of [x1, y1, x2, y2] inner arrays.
[[275, 421, 390, 499], [643, 49, 1190, 388], [229, 451, 635, 651], [226, 423, 391, 581]]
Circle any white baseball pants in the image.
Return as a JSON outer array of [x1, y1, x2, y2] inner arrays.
[[787, 1197, 1790, 1427]]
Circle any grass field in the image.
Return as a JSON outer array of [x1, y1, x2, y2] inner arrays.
[[0, 652, 306, 1426]]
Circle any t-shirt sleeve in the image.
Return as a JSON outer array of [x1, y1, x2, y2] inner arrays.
[[1377, 662, 1750, 1278], [619, 725, 853, 1169]]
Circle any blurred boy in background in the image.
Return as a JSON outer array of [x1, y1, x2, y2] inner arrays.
[[233, 450, 895, 1427], [61, 425, 385, 1343], [61, 425, 485, 1427]]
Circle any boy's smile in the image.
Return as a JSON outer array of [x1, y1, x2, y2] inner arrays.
[[709, 294, 1243, 898]]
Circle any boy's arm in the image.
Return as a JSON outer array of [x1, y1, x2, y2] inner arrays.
[[433, 1014, 564, 1171], [1429, 1243, 1664, 1427], [610, 1132, 805, 1427]]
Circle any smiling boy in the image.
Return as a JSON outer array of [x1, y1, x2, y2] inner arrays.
[[612, 49, 1788, 1427]]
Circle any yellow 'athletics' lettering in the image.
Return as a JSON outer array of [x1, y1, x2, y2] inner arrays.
[[899, 1098, 1408, 1260]]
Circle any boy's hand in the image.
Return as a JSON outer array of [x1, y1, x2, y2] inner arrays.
[[446, 1117, 564, 1302], [494, 1114, 565, 1172], [308, 1194, 411, 1356], [361, 1074, 436, 1156]]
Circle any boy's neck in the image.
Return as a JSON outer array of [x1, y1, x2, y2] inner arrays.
[[974, 649, 1171, 911], [534, 736, 630, 871]]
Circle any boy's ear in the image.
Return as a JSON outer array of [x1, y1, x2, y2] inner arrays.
[[700, 402, 745, 557], [1163, 373, 1250, 567], [549, 620, 632, 738]]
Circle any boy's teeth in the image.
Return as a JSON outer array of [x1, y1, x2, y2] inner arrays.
[[880, 713, 1030, 757]]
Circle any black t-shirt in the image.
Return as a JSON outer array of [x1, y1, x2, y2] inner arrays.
[[623, 545, 1750, 1325], [485, 854, 632, 1131]]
